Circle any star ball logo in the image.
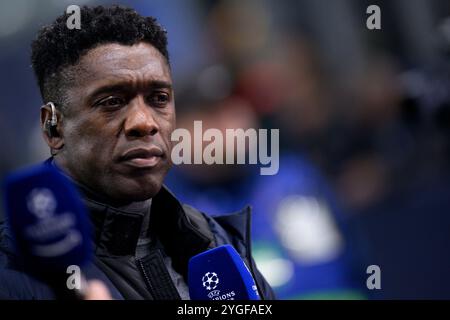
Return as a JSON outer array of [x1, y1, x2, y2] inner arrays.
[[201, 272, 236, 300], [27, 188, 57, 219], [202, 272, 219, 291], [24, 187, 82, 258]]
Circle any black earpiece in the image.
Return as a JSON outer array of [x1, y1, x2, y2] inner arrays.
[[45, 102, 59, 138]]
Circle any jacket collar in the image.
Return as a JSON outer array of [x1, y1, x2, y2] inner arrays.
[[82, 184, 215, 276], [44, 157, 215, 275]]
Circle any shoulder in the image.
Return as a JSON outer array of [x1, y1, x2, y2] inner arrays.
[[181, 204, 276, 300], [0, 220, 17, 267], [0, 221, 55, 300], [182, 203, 251, 252]]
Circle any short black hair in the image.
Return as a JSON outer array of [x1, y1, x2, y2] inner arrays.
[[31, 5, 169, 110]]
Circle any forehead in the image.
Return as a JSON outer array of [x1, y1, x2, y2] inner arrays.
[[73, 42, 171, 86]]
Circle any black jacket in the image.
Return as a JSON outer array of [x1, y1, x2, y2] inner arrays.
[[0, 183, 275, 300]]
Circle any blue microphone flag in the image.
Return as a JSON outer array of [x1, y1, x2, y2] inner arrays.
[[3, 164, 91, 277], [188, 245, 260, 300]]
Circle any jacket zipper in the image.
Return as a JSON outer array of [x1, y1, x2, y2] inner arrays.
[[136, 258, 155, 299]]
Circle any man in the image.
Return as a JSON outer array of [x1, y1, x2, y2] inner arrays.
[[0, 5, 274, 300]]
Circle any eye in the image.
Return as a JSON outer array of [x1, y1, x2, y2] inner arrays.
[[149, 92, 170, 106], [95, 96, 126, 109]]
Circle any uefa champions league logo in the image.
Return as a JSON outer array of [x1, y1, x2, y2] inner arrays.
[[202, 272, 223, 299], [24, 187, 82, 258], [202, 272, 236, 300], [27, 188, 57, 219], [202, 272, 219, 290]]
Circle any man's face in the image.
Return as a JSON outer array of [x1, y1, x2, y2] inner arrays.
[[55, 42, 175, 204]]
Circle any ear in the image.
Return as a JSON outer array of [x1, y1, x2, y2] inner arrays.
[[40, 103, 64, 152]]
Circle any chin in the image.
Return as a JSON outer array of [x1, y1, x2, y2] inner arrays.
[[117, 177, 164, 201]]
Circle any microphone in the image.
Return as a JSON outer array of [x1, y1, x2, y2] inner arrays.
[[3, 164, 92, 299], [188, 245, 260, 300]]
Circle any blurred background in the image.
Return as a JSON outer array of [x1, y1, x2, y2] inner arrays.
[[1, 0, 449, 299]]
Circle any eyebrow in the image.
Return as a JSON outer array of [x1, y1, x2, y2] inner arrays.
[[88, 80, 173, 100]]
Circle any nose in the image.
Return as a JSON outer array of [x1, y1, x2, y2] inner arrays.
[[124, 97, 159, 138]]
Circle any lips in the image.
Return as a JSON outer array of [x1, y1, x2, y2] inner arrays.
[[119, 147, 164, 168]]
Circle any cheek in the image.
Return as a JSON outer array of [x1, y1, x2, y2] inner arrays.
[[63, 118, 116, 165], [159, 110, 176, 142]]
